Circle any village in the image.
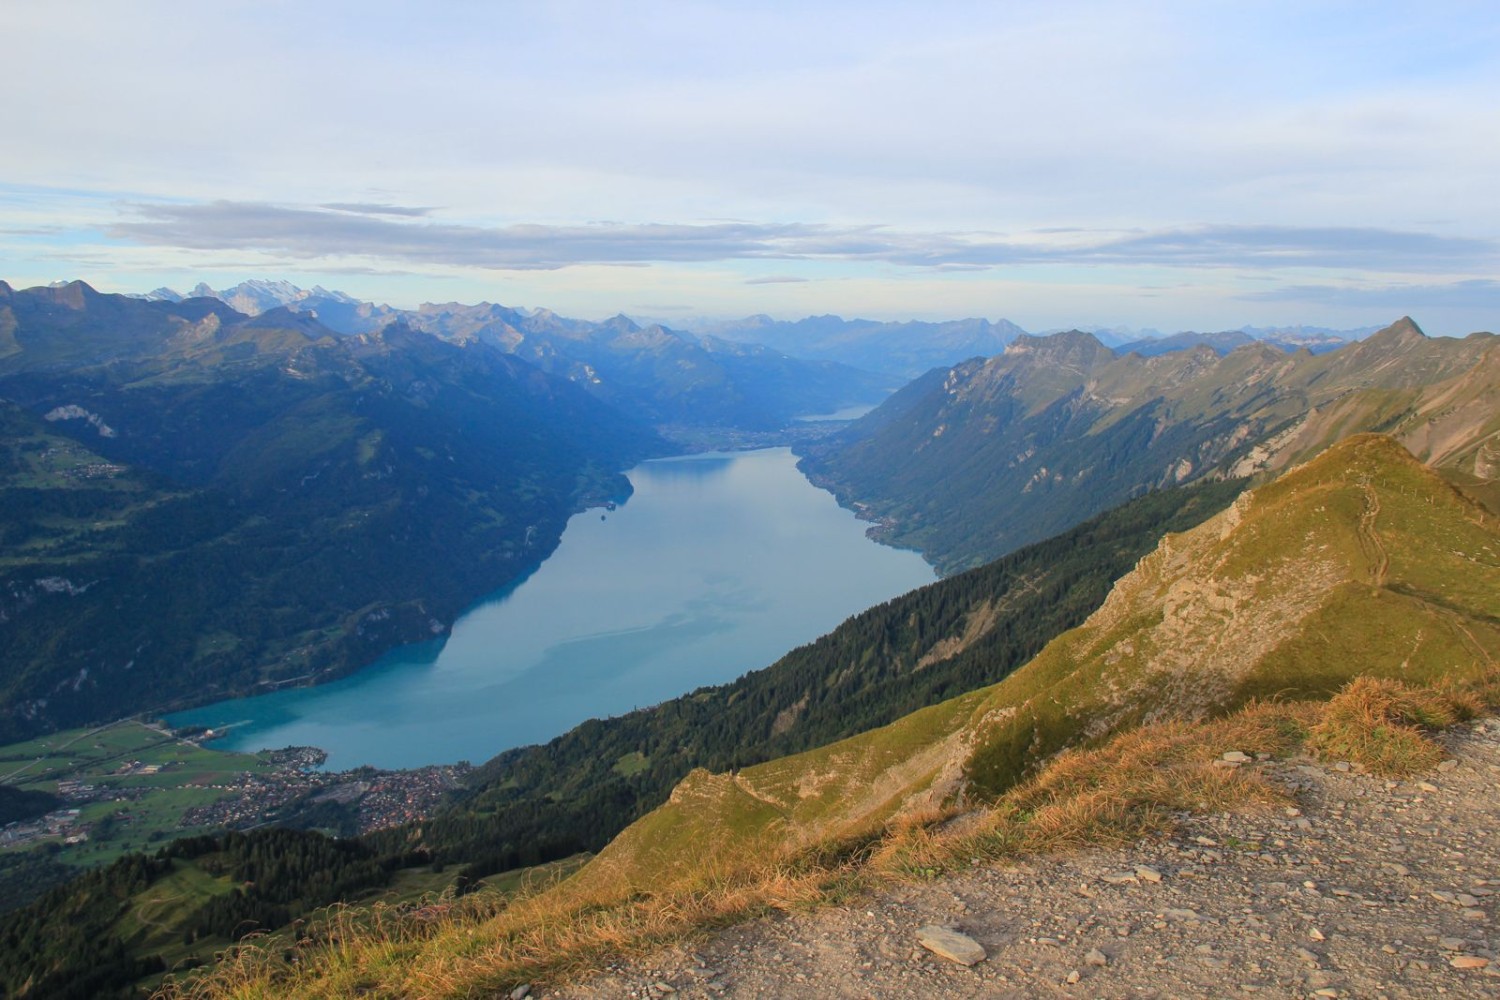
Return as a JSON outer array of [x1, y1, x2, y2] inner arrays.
[[175, 755, 470, 835], [0, 721, 471, 861]]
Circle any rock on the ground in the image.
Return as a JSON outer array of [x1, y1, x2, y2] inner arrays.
[[915, 925, 987, 965]]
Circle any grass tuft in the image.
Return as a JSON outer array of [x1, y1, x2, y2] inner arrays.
[[1307, 675, 1484, 775]]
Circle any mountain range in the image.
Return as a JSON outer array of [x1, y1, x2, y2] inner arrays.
[[3, 272, 1499, 995], [1, 275, 946, 744], [131, 281, 894, 431], [798, 317, 1500, 571], [154, 280, 1369, 382], [0, 280, 671, 743]]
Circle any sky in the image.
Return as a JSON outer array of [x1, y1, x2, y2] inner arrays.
[[3, 1, 1498, 335]]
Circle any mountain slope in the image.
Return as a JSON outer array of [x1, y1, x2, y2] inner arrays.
[[799, 318, 1500, 571], [171, 434, 1500, 998], [372, 476, 1243, 876], [0, 282, 663, 741], [581, 434, 1500, 894]]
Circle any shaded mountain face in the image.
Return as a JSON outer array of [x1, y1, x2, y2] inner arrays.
[[572, 435, 1500, 897], [0, 282, 663, 741], [798, 318, 1500, 572]]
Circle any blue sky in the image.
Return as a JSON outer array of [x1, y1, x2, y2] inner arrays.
[[3, 1, 1497, 334]]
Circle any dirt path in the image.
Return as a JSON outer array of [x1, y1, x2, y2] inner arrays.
[[1360, 480, 1390, 588], [545, 719, 1500, 999]]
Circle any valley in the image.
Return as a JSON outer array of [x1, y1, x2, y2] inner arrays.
[[5, 11, 1496, 998], [166, 447, 932, 770], [2, 281, 1497, 1000]]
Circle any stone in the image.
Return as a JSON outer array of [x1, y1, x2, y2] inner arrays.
[[1085, 948, 1109, 966], [1066, 970, 1081, 984], [1308, 927, 1326, 942], [1439, 937, 1467, 950], [1135, 865, 1164, 883], [510, 986, 532, 1000], [1101, 871, 1138, 885], [1438, 759, 1459, 773], [1222, 750, 1253, 763], [916, 926, 987, 966], [1451, 955, 1491, 969]]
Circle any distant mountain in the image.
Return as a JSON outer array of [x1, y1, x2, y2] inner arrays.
[[398, 302, 894, 430], [168, 278, 365, 317], [147, 282, 893, 431], [686, 314, 1029, 378], [1116, 329, 1257, 356], [798, 318, 1500, 572], [1094, 324, 1371, 357], [0, 281, 664, 741]]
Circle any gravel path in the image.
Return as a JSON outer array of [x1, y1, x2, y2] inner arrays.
[[542, 717, 1500, 999]]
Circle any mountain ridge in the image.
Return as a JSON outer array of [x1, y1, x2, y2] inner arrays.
[[798, 317, 1500, 571]]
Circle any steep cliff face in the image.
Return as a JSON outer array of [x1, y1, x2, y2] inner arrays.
[[582, 434, 1500, 896]]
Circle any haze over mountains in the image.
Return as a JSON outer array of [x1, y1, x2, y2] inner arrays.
[[155, 280, 1375, 380]]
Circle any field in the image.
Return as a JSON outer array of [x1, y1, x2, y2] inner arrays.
[[0, 718, 277, 867]]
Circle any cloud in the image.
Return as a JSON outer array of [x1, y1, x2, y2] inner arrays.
[[319, 202, 435, 218], [744, 275, 810, 285], [1242, 278, 1500, 309], [108, 201, 1498, 276]]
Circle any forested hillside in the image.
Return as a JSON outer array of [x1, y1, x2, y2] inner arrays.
[[0, 282, 664, 741], [0, 472, 1242, 997]]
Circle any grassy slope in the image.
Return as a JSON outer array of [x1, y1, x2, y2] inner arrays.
[[162, 433, 1500, 999], [595, 435, 1499, 893]]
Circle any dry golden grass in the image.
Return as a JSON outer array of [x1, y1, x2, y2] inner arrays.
[[160, 673, 1500, 1000], [1307, 674, 1486, 775]]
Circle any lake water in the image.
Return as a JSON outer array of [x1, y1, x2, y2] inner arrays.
[[168, 448, 934, 770]]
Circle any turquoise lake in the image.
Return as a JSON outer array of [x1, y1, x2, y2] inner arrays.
[[169, 448, 934, 770]]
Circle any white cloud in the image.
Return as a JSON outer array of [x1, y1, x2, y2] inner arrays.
[[1, 1, 1497, 331]]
